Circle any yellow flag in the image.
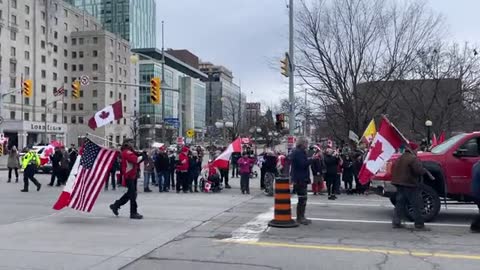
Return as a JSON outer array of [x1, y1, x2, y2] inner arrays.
[[362, 119, 377, 144]]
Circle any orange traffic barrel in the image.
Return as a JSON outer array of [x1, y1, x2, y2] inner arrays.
[[268, 177, 299, 228]]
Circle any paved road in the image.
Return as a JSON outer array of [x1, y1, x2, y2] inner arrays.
[[2, 171, 480, 270]]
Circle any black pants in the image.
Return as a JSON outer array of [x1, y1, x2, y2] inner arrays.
[[49, 168, 60, 185], [105, 170, 116, 189], [295, 182, 308, 215], [176, 171, 189, 192], [220, 169, 229, 186], [231, 164, 239, 178], [325, 174, 336, 196], [343, 173, 353, 190], [192, 171, 199, 190], [114, 179, 138, 214], [335, 174, 341, 194], [23, 165, 40, 191], [260, 167, 266, 189], [8, 168, 19, 180], [392, 185, 424, 227], [240, 173, 250, 192], [170, 170, 175, 187]]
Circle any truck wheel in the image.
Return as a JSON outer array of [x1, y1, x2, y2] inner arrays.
[[406, 184, 441, 222]]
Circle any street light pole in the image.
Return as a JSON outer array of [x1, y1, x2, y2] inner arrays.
[[288, 0, 295, 135], [161, 20, 166, 142]]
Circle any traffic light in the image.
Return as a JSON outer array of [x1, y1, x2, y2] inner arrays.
[[22, 79, 33, 97], [72, 80, 81, 99], [150, 77, 161, 104], [280, 54, 289, 77], [276, 113, 285, 130]]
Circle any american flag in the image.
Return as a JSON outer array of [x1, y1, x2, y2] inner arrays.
[[54, 86, 65, 96], [68, 139, 118, 212]]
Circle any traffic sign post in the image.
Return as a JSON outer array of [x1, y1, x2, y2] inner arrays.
[[80, 75, 90, 86], [186, 129, 195, 138]]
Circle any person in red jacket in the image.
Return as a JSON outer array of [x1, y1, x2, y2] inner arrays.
[[176, 146, 190, 193], [110, 139, 145, 219]]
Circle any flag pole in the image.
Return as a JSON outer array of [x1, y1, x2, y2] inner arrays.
[[85, 132, 120, 146]]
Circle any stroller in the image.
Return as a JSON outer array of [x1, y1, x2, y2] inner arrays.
[[199, 164, 222, 193]]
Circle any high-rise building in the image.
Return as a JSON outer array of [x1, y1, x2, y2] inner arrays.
[[0, 0, 137, 148], [65, 0, 156, 49], [132, 48, 207, 147]]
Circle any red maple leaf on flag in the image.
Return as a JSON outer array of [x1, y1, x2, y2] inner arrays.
[[368, 141, 384, 161], [99, 111, 110, 119]]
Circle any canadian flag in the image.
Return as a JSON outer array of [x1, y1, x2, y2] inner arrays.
[[88, 100, 123, 130], [211, 138, 242, 170], [358, 117, 406, 185]]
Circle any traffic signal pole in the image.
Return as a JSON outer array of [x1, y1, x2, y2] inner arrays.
[[288, 0, 295, 135]]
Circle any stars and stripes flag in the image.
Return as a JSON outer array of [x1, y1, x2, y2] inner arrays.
[[53, 139, 119, 212], [53, 86, 65, 96]]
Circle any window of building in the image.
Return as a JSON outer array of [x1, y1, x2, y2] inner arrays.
[[24, 51, 29, 60], [64, 49, 68, 57], [93, 76, 98, 80], [72, 65, 76, 71], [93, 90, 98, 97], [71, 116, 76, 124], [41, 84, 46, 93], [41, 26, 46, 34], [64, 23, 68, 31], [64, 76, 68, 83], [11, 0, 17, 8], [109, 65, 113, 72], [63, 103, 67, 110], [79, 104, 83, 110], [63, 116, 67, 124], [64, 90, 68, 97], [25, 5, 29, 14], [72, 51, 77, 58], [79, 38, 84, 45], [10, 30, 16, 41], [93, 37, 98, 44], [92, 64, 98, 71], [116, 136, 120, 143], [52, 101, 57, 109], [10, 47, 15, 57], [24, 112, 29, 121], [123, 106, 126, 113], [94, 24, 98, 30], [10, 95, 15, 104], [53, 59, 57, 67], [53, 115, 57, 123], [25, 20, 30, 29], [53, 31, 58, 39], [41, 55, 46, 63], [41, 40, 45, 49], [71, 104, 76, 111], [41, 99, 46, 106], [124, 94, 127, 101], [10, 111, 15, 120], [109, 91, 113, 98], [75, 27, 79, 32], [55, 3, 58, 11], [124, 70, 127, 77], [10, 77, 16, 88], [110, 52, 114, 60], [53, 72, 57, 81], [118, 93, 122, 99], [92, 50, 98, 57], [64, 63, 68, 70], [64, 36, 67, 44], [79, 51, 83, 58], [80, 90, 83, 97], [85, 20, 88, 27], [78, 117, 84, 124], [71, 38, 76, 45], [10, 62, 16, 74], [79, 64, 83, 71], [41, 11, 46, 21], [92, 103, 97, 110], [11, 15, 16, 24], [41, 70, 46, 78], [64, 9, 68, 17], [41, 114, 46, 122], [54, 17, 58, 25], [110, 39, 113, 46], [24, 35, 29, 45], [53, 45, 57, 53]]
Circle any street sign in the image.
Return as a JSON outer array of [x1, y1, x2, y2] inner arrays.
[[186, 129, 195, 138], [80, 75, 90, 86], [164, 117, 179, 122], [0, 116, 4, 125]]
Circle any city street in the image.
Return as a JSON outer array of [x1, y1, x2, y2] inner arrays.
[[1, 172, 479, 270]]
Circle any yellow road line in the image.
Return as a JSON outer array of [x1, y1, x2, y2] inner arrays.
[[220, 240, 480, 261]]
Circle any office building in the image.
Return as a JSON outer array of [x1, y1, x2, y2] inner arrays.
[[0, 0, 136, 148], [65, 0, 156, 49], [245, 102, 261, 129], [132, 48, 207, 147]]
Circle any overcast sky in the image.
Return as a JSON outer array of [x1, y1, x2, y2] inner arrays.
[[155, 0, 480, 106]]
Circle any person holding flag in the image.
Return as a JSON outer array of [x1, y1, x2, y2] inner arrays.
[[110, 139, 146, 219]]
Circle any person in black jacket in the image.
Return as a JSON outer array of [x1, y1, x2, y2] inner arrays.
[[168, 150, 176, 189], [342, 154, 354, 194], [310, 151, 325, 195], [155, 147, 171, 192], [324, 148, 340, 200], [290, 137, 314, 225], [48, 147, 63, 187], [231, 152, 241, 178], [68, 145, 78, 173], [189, 151, 202, 192]]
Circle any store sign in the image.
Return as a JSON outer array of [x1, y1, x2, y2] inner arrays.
[[29, 123, 64, 132]]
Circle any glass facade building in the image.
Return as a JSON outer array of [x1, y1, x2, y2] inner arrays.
[[66, 0, 156, 48]]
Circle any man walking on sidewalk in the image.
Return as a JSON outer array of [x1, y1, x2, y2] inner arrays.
[[290, 137, 314, 225], [20, 148, 41, 192]]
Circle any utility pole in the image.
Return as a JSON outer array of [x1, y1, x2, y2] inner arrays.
[[161, 21, 166, 142], [288, 0, 295, 135]]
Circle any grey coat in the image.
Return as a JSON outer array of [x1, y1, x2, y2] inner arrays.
[[7, 151, 20, 168]]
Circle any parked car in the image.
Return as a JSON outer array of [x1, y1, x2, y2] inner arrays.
[[371, 132, 480, 222], [19, 146, 52, 173]]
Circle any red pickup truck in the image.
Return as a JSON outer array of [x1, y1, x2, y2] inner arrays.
[[371, 132, 480, 221]]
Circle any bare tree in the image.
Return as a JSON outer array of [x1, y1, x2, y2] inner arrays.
[[222, 96, 242, 140], [296, 0, 444, 136]]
